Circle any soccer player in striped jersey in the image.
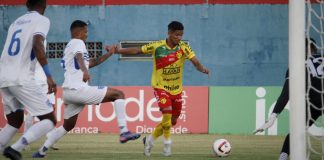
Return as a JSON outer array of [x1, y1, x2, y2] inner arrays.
[[32, 20, 141, 158], [0, 0, 57, 159], [115, 21, 210, 157], [254, 38, 324, 160]]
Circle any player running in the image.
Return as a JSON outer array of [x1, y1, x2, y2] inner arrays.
[[32, 20, 141, 158], [115, 21, 210, 157], [23, 61, 59, 151], [0, 0, 57, 159]]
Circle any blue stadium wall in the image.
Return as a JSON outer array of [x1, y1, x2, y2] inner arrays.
[[0, 1, 288, 86]]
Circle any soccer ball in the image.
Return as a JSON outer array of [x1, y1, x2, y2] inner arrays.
[[212, 139, 231, 157]]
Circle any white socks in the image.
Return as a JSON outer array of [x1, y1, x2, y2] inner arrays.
[[163, 138, 172, 156], [39, 126, 67, 155], [147, 135, 154, 145], [46, 127, 57, 138], [24, 113, 34, 133], [114, 99, 128, 134], [11, 119, 54, 152], [279, 152, 288, 160], [0, 124, 18, 151], [164, 139, 172, 145]]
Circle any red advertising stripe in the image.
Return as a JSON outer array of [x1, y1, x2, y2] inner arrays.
[[106, 0, 204, 5], [0, 0, 297, 5], [209, 0, 288, 4], [0, 86, 209, 134], [0, 0, 25, 5], [0, 0, 103, 5], [47, 0, 102, 5]]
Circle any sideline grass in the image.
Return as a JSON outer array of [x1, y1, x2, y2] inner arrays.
[[4, 134, 322, 160]]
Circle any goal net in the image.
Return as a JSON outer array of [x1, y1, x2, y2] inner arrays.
[[305, 0, 324, 159]]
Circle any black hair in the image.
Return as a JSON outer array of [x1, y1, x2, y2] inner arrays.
[[70, 20, 88, 32], [26, 0, 46, 8], [168, 21, 184, 31]]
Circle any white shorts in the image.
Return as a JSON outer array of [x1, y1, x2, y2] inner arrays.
[[39, 84, 55, 105], [1, 85, 53, 117], [63, 85, 107, 119]]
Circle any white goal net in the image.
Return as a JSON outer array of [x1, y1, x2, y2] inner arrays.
[[305, 0, 324, 159]]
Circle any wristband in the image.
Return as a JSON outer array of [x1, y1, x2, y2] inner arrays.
[[42, 64, 52, 77]]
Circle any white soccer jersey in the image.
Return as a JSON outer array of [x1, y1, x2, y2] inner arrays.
[[62, 39, 89, 89], [35, 40, 47, 85], [0, 11, 50, 88], [34, 61, 47, 85]]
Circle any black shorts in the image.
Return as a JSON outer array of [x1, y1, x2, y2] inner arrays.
[[307, 90, 324, 126]]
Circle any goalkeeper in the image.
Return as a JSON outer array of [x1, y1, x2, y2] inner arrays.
[[254, 38, 324, 160]]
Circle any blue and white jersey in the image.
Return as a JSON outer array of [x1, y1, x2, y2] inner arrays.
[[62, 39, 89, 89], [0, 11, 50, 88]]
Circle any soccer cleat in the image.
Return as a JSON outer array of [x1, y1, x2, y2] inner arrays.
[[3, 146, 22, 160], [143, 136, 153, 156], [163, 141, 172, 157], [119, 131, 141, 143], [32, 151, 46, 158]]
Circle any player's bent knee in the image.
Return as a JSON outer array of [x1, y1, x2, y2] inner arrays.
[[63, 114, 78, 131], [63, 123, 75, 132], [7, 110, 24, 129], [37, 112, 57, 125]]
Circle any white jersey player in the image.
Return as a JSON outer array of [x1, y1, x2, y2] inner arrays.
[[0, 0, 57, 159], [24, 61, 59, 150], [33, 20, 140, 158], [24, 42, 55, 133]]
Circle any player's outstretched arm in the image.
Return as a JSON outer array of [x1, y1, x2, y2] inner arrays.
[[190, 56, 210, 75], [253, 70, 289, 134], [115, 46, 142, 55], [272, 71, 289, 114], [89, 45, 115, 68], [33, 35, 56, 94]]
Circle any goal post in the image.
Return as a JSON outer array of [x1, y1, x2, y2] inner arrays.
[[289, 0, 307, 160]]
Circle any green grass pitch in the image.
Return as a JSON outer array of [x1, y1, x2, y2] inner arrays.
[[7, 134, 323, 160]]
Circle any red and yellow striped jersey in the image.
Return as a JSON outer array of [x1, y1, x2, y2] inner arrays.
[[141, 40, 195, 95]]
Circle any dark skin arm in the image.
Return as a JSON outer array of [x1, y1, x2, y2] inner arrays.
[[115, 46, 142, 55], [77, 45, 116, 82], [33, 35, 56, 94], [89, 45, 116, 68], [116, 46, 210, 75], [190, 56, 210, 75], [75, 52, 90, 83]]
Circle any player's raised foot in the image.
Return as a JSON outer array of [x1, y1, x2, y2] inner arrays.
[[163, 140, 172, 157], [143, 136, 154, 157], [32, 151, 46, 158], [119, 131, 141, 143], [3, 146, 22, 160]]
